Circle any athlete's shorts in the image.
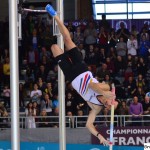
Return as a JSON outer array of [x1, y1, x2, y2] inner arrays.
[[55, 47, 88, 82]]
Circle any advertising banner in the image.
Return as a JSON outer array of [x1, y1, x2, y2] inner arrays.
[[91, 126, 150, 146]]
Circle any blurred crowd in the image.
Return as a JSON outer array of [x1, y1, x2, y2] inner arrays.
[[0, 14, 150, 128]]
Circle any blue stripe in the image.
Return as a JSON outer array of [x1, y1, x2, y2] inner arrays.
[[82, 75, 91, 95], [79, 78, 83, 93]]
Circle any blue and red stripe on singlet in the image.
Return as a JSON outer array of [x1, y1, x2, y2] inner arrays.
[[79, 73, 92, 95]]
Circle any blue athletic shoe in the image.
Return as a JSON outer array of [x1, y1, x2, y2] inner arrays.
[[45, 4, 57, 17]]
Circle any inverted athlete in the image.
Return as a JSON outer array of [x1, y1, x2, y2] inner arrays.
[[45, 4, 118, 145]]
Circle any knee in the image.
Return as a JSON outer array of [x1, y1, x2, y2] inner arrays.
[[50, 44, 63, 57], [51, 44, 58, 51]]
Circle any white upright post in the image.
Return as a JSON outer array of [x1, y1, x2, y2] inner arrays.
[[9, 0, 20, 150], [57, 1, 66, 150]]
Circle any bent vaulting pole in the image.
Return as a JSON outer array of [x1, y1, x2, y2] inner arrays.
[[9, 0, 20, 150], [56, 0, 66, 150]]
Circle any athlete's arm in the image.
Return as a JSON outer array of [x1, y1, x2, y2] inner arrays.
[[86, 102, 109, 145], [88, 82, 115, 100]]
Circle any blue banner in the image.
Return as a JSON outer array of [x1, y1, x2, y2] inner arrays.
[[0, 141, 143, 150]]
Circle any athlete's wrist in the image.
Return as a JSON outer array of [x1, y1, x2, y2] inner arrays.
[[97, 132, 102, 138]]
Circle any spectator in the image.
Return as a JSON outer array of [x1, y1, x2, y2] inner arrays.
[[24, 67, 35, 83], [2, 84, 10, 108], [1, 48, 9, 63], [76, 109, 86, 127], [127, 34, 138, 57], [36, 65, 48, 82], [118, 101, 129, 116], [95, 47, 107, 67], [30, 83, 42, 104], [118, 101, 129, 126], [75, 95, 88, 115], [2, 57, 10, 85], [137, 57, 147, 78], [134, 87, 145, 103], [0, 103, 9, 128], [102, 74, 113, 88], [40, 93, 53, 116], [39, 55, 51, 72], [129, 96, 143, 126], [130, 25, 139, 39], [65, 92, 77, 115], [52, 94, 59, 109], [139, 34, 150, 60], [37, 77, 47, 94], [26, 46, 38, 71], [105, 57, 115, 77], [116, 37, 127, 60], [84, 21, 97, 45], [32, 101, 40, 127], [124, 60, 134, 82], [116, 22, 130, 42], [126, 54, 134, 67], [67, 20, 76, 33], [77, 43, 86, 61], [107, 46, 117, 61], [136, 74, 146, 91], [85, 44, 97, 65], [51, 107, 59, 128], [102, 107, 110, 127], [140, 27, 149, 41], [73, 26, 84, 45], [31, 28, 38, 49], [19, 83, 25, 108], [98, 26, 108, 50], [108, 28, 117, 48], [114, 56, 126, 78], [96, 63, 110, 82], [99, 14, 110, 32], [25, 102, 36, 128], [39, 109, 51, 127], [47, 65, 58, 84], [32, 101, 40, 116], [142, 95, 150, 126], [123, 76, 136, 98], [39, 46, 51, 62], [66, 111, 74, 128], [25, 15, 35, 36], [44, 82, 53, 99]]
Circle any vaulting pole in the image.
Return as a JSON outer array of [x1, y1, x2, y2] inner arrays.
[[9, 0, 20, 150]]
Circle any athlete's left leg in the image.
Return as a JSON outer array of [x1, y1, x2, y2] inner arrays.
[[51, 44, 63, 58]]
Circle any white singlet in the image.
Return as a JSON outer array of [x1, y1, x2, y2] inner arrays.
[[71, 71, 103, 106]]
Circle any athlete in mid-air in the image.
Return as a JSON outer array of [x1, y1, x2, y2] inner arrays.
[[45, 4, 118, 145]]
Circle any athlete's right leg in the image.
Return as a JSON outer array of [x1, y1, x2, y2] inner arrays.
[[51, 44, 73, 81], [45, 4, 76, 51]]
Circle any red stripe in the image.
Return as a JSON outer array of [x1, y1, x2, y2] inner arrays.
[[81, 73, 88, 94]]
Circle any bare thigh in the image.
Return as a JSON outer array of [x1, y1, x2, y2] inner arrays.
[[51, 44, 63, 57]]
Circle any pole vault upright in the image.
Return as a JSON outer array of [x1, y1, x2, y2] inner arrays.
[[56, 1, 66, 150], [9, 0, 20, 150]]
